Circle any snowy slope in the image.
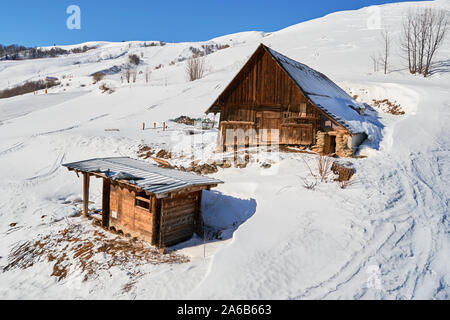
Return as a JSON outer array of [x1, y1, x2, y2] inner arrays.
[[0, 0, 449, 299]]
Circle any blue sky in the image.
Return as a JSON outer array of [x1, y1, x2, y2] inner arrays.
[[0, 0, 425, 47]]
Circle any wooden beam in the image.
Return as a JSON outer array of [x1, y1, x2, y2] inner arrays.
[[83, 172, 90, 218], [102, 178, 111, 228], [221, 121, 255, 125], [136, 196, 151, 203]]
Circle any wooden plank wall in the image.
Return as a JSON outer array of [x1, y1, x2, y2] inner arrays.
[[108, 184, 155, 243], [159, 191, 200, 247], [216, 49, 323, 146], [218, 49, 314, 115]]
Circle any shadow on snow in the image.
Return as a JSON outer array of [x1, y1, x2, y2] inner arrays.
[[170, 190, 257, 250]]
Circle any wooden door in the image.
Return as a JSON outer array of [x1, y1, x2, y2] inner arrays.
[[280, 124, 313, 145], [134, 195, 154, 241], [257, 111, 280, 143], [323, 135, 336, 155]]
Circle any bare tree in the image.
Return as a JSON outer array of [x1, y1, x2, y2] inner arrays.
[[400, 15, 414, 73], [132, 69, 137, 83], [401, 8, 448, 77], [123, 69, 131, 84], [370, 54, 379, 73], [424, 9, 448, 76], [380, 29, 392, 74], [145, 66, 151, 83], [186, 54, 206, 81]]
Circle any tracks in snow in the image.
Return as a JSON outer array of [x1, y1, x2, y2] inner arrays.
[[292, 88, 449, 299]]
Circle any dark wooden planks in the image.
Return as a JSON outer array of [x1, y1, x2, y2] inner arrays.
[[102, 178, 110, 227], [83, 172, 90, 218]]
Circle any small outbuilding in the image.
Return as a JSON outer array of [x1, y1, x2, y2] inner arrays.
[[63, 157, 223, 248], [206, 44, 373, 157]]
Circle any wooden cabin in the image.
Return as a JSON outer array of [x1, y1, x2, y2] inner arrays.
[[63, 157, 223, 248], [206, 44, 369, 157]]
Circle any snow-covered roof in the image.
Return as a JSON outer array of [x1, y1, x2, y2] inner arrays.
[[63, 157, 223, 196], [266, 47, 370, 134]]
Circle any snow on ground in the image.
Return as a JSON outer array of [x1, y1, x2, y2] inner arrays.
[[0, 0, 449, 299]]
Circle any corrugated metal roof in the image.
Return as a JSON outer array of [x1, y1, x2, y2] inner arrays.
[[63, 157, 223, 196]]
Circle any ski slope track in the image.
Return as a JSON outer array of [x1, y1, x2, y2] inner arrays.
[[0, 1, 448, 299]]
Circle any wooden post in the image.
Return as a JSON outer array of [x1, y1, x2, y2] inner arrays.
[[142, 122, 146, 131], [154, 122, 157, 129], [83, 172, 90, 218], [163, 122, 166, 131], [102, 178, 111, 228], [159, 208, 164, 249], [195, 190, 204, 236]]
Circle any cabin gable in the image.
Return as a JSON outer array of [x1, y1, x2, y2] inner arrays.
[[208, 44, 365, 157], [213, 47, 320, 117]]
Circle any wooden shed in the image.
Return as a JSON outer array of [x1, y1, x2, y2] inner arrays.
[[206, 44, 369, 157], [63, 157, 223, 248]]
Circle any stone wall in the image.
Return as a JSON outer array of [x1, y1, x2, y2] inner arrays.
[[311, 131, 327, 154], [312, 131, 353, 157], [335, 133, 353, 157]]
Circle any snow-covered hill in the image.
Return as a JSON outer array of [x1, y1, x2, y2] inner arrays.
[[0, 0, 449, 299]]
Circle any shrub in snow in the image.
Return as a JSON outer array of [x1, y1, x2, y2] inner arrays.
[[0, 79, 60, 99], [92, 72, 105, 84], [186, 54, 206, 82], [99, 83, 114, 94], [128, 54, 141, 66]]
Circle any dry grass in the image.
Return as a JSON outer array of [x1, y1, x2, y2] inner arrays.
[[0, 80, 60, 99], [92, 72, 105, 84], [372, 98, 405, 115], [300, 155, 334, 190], [300, 155, 358, 190], [318, 155, 333, 182], [3, 224, 189, 284], [337, 179, 357, 189], [99, 83, 114, 94], [137, 144, 155, 159]]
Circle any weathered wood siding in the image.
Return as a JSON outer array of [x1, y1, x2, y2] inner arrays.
[[109, 183, 155, 244], [216, 48, 322, 147], [217, 49, 314, 112], [105, 183, 205, 247], [159, 191, 201, 247]]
